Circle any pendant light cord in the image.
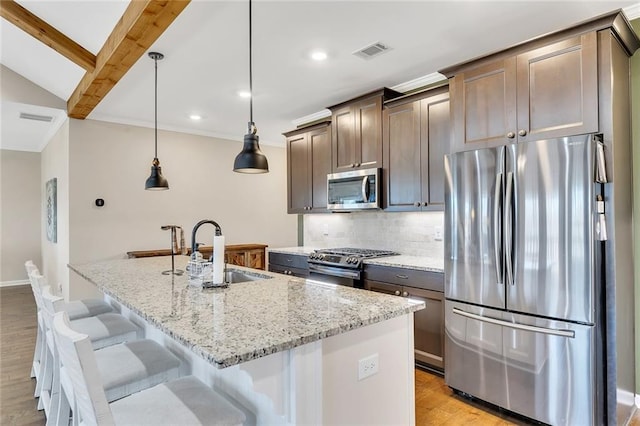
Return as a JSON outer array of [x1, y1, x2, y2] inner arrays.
[[248, 0, 255, 134], [154, 56, 158, 159]]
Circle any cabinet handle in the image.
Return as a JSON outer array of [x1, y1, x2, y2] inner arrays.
[[518, 129, 527, 137], [351, 163, 356, 168], [413, 202, 420, 207], [506, 132, 515, 139], [396, 274, 409, 279], [402, 291, 409, 297], [422, 202, 428, 207], [394, 290, 401, 296], [355, 163, 361, 167]]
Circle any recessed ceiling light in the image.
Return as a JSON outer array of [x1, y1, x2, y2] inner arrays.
[[238, 91, 251, 98], [189, 114, 202, 120], [311, 51, 327, 61]]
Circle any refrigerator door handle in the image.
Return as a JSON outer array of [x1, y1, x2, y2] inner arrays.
[[493, 173, 503, 285], [504, 171, 514, 286], [452, 307, 575, 338]]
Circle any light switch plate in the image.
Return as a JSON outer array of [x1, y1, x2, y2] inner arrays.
[[434, 226, 443, 241]]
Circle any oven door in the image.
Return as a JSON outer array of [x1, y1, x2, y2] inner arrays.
[[308, 263, 360, 287]]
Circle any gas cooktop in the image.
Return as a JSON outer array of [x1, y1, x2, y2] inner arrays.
[[308, 247, 399, 269]]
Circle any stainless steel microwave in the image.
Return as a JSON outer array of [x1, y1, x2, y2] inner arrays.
[[327, 168, 381, 211]]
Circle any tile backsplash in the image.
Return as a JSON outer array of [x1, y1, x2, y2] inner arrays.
[[304, 211, 444, 258]]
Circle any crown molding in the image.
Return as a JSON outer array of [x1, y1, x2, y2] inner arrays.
[[291, 72, 447, 127], [291, 109, 332, 128], [391, 72, 447, 93], [624, 3, 640, 20]]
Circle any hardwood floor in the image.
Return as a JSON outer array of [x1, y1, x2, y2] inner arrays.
[[1, 284, 639, 425], [0, 285, 45, 426]]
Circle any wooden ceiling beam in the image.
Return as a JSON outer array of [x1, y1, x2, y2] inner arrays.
[[67, 0, 190, 119], [0, 0, 96, 71]]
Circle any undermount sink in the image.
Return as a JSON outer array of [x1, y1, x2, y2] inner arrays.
[[224, 270, 272, 284]]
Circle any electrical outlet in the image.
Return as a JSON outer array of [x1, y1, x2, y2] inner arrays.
[[358, 353, 379, 381], [434, 226, 443, 241], [323, 223, 329, 236]]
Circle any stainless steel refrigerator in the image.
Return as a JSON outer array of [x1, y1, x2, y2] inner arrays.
[[444, 134, 613, 425]]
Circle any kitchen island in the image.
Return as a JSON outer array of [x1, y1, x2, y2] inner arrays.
[[69, 256, 424, 425]]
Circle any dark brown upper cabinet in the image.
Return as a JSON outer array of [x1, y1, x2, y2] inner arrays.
[[382, 86, 450, 211], [444, 32, 598, 153], [328, 88, 402, 172], [284, 122, 332, 214]]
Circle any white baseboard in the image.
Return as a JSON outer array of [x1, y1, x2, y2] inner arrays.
[[0, 279, 29, 288], [635, 394, 640, 408]]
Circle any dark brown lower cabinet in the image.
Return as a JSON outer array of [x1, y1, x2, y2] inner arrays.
[[268, 252, 309, 278], [364, 279, 444, 372]]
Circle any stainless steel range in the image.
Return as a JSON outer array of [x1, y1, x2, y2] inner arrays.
[[308, 248, 398, 287]]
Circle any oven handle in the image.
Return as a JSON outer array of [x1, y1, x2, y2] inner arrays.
[[308, 263, 361, 279]]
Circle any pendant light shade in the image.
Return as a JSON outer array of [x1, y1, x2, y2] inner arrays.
[[233, 0, 268, 174], [234, 124, 269, 173], [145, 158, 169, 190], [145, 51, 169, 190]]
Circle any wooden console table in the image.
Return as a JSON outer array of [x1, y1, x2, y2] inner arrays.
[[126, 243, 268, 270]]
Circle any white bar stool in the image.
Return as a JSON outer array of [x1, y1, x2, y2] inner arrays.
[[52, 311, 246, 426]]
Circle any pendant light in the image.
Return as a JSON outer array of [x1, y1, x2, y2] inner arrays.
[[233, 0, 269, 174], [145, 51, 170, 190]]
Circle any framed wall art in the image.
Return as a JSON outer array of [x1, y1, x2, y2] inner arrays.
[[46, 177, 57, 243]]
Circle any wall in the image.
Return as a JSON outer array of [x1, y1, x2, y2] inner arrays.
[[304, 211, 444, 258], [66, 119, 297, 299], [0, 150, 41, 283], [631, 17, 640, 396], [40, 121, 70, 299], [0, 64, 65, 109]]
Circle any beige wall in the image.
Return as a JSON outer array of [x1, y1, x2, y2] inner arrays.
[[0, 64, 65, 109], [630, 17, 640, 395], [65, 119, 296, 299], [41, 120, 70, 298], [0, 150, 42, 282]]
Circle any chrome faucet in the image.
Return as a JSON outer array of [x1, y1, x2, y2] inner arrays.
[[190, 219, 223, 256]]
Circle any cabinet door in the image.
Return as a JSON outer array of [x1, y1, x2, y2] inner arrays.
[[309, 126, 331, 212], [383, 100, 422, 211], [404, 287, 444, 370], [287, 133, 310, 213], [421, 93, 450, 208], [450, 57, 517, 153], [331, 105, 357, 172], [356, 96, 382, 169], [516, 32, 598, 141], [364, 279, 402, 296]]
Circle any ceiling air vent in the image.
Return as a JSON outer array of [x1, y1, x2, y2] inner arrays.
[[19, 112, 54, 122], [353, 42, 391, 60]]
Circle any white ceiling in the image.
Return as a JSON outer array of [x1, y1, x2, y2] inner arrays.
[[2, 1, 639, 152]]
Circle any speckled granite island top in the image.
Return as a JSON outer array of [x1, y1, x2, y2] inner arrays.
[[69, 257, 424, 369]]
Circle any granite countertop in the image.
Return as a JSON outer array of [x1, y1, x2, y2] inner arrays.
[[363, 255, 444, 273], [69, 257, 424, 369], [268, 247, 444, 273], [267, 246, 317, 255]]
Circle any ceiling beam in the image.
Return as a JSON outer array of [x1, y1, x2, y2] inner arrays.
[[67, 0, 190, 119], [0, 0, 96, 71]]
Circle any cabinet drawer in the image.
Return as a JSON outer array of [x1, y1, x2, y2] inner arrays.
[[363, 265, 444, 292], [268, 264, 309, 278], [268, 252, 309, 270]]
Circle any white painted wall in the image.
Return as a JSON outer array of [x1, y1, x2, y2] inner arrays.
[[0, 149, 41, 283], [66, 118, 296, 299], [40, 120, 70, 299]]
